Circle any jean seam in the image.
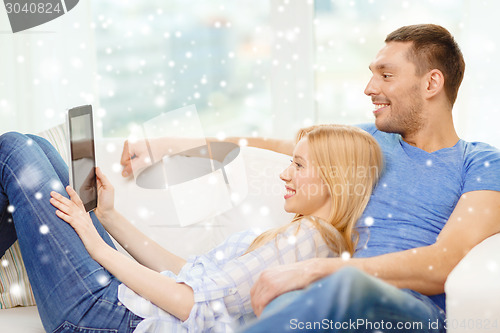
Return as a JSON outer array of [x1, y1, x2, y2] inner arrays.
[[52, 321, 119, 333]]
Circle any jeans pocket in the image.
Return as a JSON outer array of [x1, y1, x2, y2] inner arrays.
[[130, 319, 142, 329], [52, 321, 118, 333]]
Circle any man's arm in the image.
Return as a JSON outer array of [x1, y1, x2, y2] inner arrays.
[[120, 136, 293, 177], [212, 137, 294, 156], [251, 190, 500, 315]]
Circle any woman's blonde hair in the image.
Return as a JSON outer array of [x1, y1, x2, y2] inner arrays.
[[245, 124, 383, 255]]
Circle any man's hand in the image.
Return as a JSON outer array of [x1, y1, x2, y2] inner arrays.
[[120, 139, 153, 178], [251, 259, 328, 316]]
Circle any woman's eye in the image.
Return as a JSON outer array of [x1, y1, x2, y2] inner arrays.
[[290, 159, 303, 169], [382, 74, 392, 79]]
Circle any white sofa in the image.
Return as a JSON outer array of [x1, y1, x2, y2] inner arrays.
[[0, 127, 499, 332], [445, 233, 500, 333]]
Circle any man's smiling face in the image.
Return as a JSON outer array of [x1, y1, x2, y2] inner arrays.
[[364, 42, 426, 137]]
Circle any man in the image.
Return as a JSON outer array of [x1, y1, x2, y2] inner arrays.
[[121, 24, 500, 332], [239, 24, 500, 332]]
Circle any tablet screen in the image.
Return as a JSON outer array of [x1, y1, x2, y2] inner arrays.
[[68, 105, 97, 212]]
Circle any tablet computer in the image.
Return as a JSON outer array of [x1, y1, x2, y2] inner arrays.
[[66, 105, 98, 212]]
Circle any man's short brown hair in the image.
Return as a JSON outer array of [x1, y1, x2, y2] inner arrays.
[[385, 24, 465, 107]]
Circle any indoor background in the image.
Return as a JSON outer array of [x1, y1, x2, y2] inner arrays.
[[0, 0, 498, 146]]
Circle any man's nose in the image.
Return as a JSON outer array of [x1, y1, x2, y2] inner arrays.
[[364, 76, 378, 96]]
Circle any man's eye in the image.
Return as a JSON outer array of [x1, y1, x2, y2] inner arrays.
[[382, 74, 392, 79]]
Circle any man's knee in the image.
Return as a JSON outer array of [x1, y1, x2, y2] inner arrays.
[[320, 267, 375, 292], [312, 267, 388, 308]]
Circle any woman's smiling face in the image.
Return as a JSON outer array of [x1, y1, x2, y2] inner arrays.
[[280, 137, 331, 220]]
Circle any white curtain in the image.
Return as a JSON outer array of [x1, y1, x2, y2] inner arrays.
[[0, 2, 99, 134]]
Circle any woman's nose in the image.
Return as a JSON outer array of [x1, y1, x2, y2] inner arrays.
[[280, 165, 292, 182]]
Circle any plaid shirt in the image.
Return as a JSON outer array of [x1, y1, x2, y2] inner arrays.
[[118, 218, 336, 332]]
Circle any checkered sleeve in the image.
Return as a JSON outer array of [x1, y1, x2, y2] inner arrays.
[[219, 218, 336, 317], [118, 220, 336, 332]]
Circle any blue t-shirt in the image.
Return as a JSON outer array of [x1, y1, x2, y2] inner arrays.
[[354, 123, 500, 311]]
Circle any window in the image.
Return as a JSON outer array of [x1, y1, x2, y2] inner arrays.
[[92, 1, 274, 138]]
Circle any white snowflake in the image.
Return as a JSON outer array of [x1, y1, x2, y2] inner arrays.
[[39, 225, 49, 235], [51, 180, 62, 191], [137, 207, 151, 219], [211, 301, 223, 312], [19, 165, 43, 189], [112, 163, 122, 173], [215, 250, 225, 261], [230, 192, 240, 203], [364, 216, 374, 226], [341, 251, 351, 261], [97, 274, 109, 286], [10, 283, 21, 297], [487, 261, 498, 272], [240, 204, 251, 215], [216, 131, 226, 141], [106, 143, 116, 153], [207, 175, 218, 185], [259, 206, 270, 216], [44, 108, 54, 118]]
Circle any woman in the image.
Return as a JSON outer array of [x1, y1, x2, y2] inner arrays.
[[0, 124, 382, 332]]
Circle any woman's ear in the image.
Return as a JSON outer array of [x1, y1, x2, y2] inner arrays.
[[424, 69, 445, 99]]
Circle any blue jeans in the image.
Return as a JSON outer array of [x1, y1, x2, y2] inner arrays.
[[0, 132, 143, 333], [241, 267, 446, 332]]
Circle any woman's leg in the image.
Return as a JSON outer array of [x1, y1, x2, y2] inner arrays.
[[25, 134, 116, 249], [0, 132, 140, 332]]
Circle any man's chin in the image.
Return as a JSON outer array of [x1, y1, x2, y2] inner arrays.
[[374, 119, 401, 135], [374, 118, 388, 132]]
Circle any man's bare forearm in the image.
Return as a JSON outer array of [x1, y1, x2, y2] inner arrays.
[[310, 243, 458, 296], [208, 137, 294, 155]]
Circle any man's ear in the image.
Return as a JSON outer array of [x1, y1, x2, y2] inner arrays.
[[424, 69, 445, 99]]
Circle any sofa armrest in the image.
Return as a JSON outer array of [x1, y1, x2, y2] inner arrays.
[[445, 233, 500, 332]]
